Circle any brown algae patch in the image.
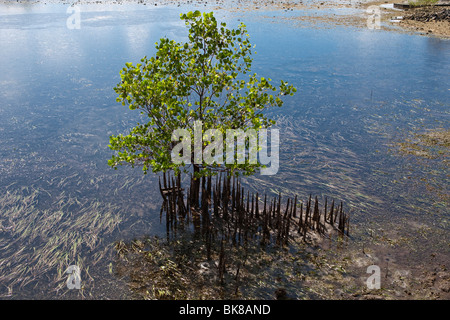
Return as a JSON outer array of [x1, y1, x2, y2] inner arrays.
[[393, 128, 449, 202], [396, 128, 450, 159]]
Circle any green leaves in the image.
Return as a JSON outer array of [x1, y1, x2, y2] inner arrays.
[[109, 11, 296, 176]]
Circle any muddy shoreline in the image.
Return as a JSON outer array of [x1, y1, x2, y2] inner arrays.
[[3, 0, 449, 37]]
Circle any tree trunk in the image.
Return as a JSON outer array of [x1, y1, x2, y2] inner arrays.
[[191, 164, 201, 208]]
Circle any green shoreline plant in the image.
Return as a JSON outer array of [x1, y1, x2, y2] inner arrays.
[[108, 11, 296, 182]]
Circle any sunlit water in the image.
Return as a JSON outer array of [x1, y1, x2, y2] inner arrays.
[[0, 1, 448, 299]]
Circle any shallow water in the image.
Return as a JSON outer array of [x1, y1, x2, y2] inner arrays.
[[0, 2, 448, 299]]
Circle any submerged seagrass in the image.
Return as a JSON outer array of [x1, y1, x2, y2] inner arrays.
[[0, 189, 122, 297]]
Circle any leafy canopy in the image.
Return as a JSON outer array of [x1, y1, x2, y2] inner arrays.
[[108, 10, 296, 176]]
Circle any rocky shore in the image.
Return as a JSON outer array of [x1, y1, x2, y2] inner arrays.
[[397, 5, 450, 37], [404, 7, 450, 21]]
